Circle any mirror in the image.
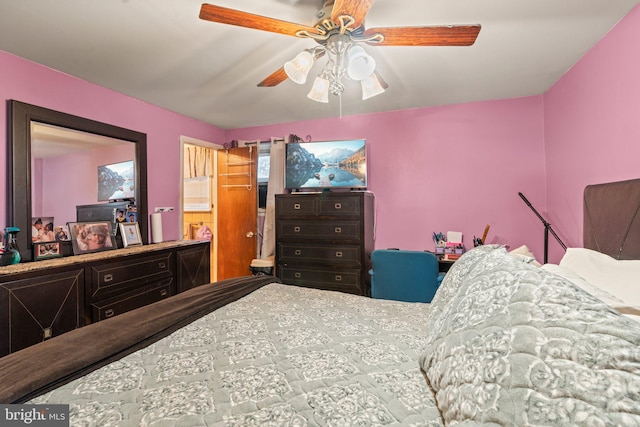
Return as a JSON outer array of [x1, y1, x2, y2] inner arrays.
[[8, 100, 148, 262]]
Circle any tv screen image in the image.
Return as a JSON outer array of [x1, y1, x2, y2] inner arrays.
[[97, 160, 135, 201], [285, 139, 367, 190]]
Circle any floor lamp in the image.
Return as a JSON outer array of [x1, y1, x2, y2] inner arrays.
[[518, 192, 567, 264]]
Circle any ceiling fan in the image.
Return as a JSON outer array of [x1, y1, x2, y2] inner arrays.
[[199, 0, 481, 102]]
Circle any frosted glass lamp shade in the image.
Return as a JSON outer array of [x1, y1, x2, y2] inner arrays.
[[347, 46, 376, 81], [284, 50, 315, 84], [361, 74, 385, 100], [307, 77, 330, 103]]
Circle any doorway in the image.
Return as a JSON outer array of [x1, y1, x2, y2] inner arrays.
[[180, 137, 222, 281]]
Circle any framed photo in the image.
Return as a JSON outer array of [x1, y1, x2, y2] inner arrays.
[[32, 216, 55, 243], [34, 241, 62, 260], [68, 222, 117, 255], [119, 222, 142, 247], [115, 209, 128, 224], [126, 211, 137, 223], [54, 225, 70, 241]]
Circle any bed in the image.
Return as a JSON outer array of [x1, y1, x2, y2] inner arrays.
[[1, 179, 640, 426]]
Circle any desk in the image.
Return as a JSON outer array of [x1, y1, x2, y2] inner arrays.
[[438, 259, 456, 273]]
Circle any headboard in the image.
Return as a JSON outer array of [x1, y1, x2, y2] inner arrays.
[[584, 178, 640, 260]]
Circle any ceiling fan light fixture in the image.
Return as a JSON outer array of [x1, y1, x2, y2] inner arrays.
[[361, 73, 385, 100], [347, 46, 376, 81], [307, 76, 330, 103], [284, 50, 315, 84]]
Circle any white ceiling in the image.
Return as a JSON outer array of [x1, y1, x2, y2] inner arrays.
[[31, 123, 128, 158], [1, 1, 638, 130]]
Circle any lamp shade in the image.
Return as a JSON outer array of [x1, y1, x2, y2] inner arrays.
[[361, 73, 385, 100], [347, 46, 376, 81], [307, 77, 330, 103], [284, 50, 315, 84]]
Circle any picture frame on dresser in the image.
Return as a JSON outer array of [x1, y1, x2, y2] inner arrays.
[[120, 222, 142, 247], [33, 241, 62, 260], [68, 221, 117, 255], [31, 216, 55, 243]]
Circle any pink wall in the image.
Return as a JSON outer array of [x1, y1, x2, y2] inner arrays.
[[36, 144, 134, 225], [5, 1, 639, 264], [0, 50, 226, 242], [228, 96, 549, 259], [543, 4, 640, 262]]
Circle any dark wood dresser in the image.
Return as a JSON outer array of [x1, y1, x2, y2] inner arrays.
[[0, 240, 210, 357], [275, 192, 375, 296]]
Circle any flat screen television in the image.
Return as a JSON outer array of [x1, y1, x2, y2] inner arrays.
[[97, 160, 135, 202], [285, 139, 367, 191]]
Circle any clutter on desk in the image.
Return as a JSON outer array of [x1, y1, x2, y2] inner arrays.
[[432, 230, 466, 259], [473, 224, 491, 247]]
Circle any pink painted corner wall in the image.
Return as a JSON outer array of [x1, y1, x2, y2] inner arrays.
[[0, 50, 226, 242], [227, 96, 549, 260], [6, 0, 638, 265], [543, 4, 640, 262]]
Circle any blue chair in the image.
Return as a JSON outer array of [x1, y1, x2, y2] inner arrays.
[[369, 249, 443, 303]]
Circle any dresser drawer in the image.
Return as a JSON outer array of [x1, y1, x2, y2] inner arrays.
[[277, 220, 361, 242], [276, 195, 317, 216], [90, 253, 174, 301], [276, 194, 361, 217], [316, 195, 361, 216], [278, 265, 362, 295], [91, 278, 173, 321], [277, 242, 361, 266]]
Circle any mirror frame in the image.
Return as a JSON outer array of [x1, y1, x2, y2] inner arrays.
[[8, 100, 148, 262]]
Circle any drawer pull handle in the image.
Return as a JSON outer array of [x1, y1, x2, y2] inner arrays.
[[336, 251, 343, 258], [105, 309, 115, 318], [158, 262, 166, 269], [294, 249, 302, 255], [335, 227, 342, 234], [294, 272, 302, 278], [335, 203, 342, 209], [294, 203, 301, 210], [160, 289, 168, 297], [294, 226, 301, 233], [335, 275, 342, 281], [104, 274, 113, 283]]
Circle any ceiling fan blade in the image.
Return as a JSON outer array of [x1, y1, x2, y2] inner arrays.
[[331, 0, 375, 30], [258, 67, 289, 87], [200, 3, 319, 37], [363, 25, 481, 46]]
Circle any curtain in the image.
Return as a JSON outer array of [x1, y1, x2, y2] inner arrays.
[[260, 136, 286, 259], [184, 145, 213, 178]]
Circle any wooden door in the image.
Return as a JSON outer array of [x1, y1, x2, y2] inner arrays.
[[217, 147, 258, 279]]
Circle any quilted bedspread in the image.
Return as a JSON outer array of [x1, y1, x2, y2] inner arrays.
[[420, 245, 640, 426], [21, 245, 640, 426], [30, 284, 441, 426]]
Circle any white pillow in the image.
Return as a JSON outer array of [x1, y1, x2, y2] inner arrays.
[[541, 264, 624, 306], [508, 244, 542, 267], [559, 247, 640, 307], [542, 263, 640, 322]]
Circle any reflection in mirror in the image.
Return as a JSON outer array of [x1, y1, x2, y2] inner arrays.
[[8, 100, 148, 262], [31, 123, 136, 240]]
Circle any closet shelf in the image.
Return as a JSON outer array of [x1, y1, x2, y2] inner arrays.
[[219, 172, 251, 177], [220, 146, 254, 190], [221, 184, 252, 189]]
